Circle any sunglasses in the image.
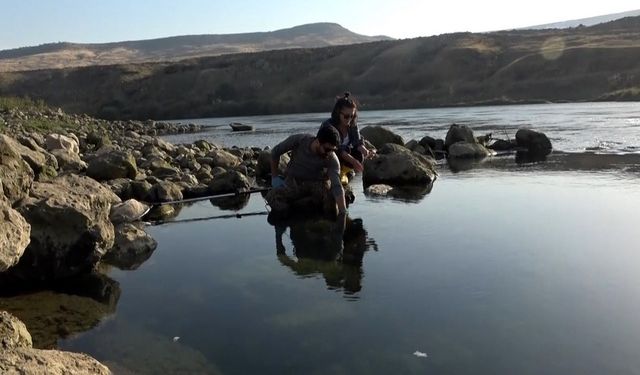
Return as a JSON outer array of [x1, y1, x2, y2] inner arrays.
[[340, 112, 354, 120]]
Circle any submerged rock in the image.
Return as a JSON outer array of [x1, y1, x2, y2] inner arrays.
[[447, 141, 494, 158], [0, 273, 120, 349], [0, 311, 110, 374], [516, 128, 552, 155], [102, 223, 157, 270]]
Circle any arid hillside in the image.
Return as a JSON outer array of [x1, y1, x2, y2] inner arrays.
[[0, 23, 391, 72], [1, 17, 639, 120]]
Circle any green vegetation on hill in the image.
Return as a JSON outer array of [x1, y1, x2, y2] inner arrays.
[[1, 17, 639, 120]]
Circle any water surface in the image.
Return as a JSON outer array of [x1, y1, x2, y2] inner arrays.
[[3, 102, 640, 374]]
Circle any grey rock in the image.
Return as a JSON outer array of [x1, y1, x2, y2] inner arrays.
[[151, 181, 183, 202], [0, 309, 112, 375], [87, 149, 138, 181], [363, 147, 436, 186], [364, 184, 394, 196], [0, 134, 57, 181], [448, 141, 493, 158], [360, 125, 404, 149], [50, 148, 87, 172], [209, 170, 251, 194], [109, 199, 150, 224], [15, 174, 120, 280], [45, 134, 79, 154], [207, 149, 242, 169], [0, 200, 31, 272], [102, 223, 157, 270], [0, 135, 34, 205], [445, 124, 476, 148], [516, 128, 552, 155]]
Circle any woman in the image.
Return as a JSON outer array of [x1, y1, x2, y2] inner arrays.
[[320, 92, 374, 178]]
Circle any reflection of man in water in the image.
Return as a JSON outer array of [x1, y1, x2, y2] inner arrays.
[[273, 212, 374, 295]]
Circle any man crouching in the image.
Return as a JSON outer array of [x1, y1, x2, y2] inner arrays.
[[266, 126, 347, 218]]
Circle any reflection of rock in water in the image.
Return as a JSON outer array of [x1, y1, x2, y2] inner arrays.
[[363, 181, 434, 203], [277, 215, 377, 295], [209, 193, 250, 211], [0, 272, 120, 349], [63, 320, 222, 375], [145, 203, 182, 221], [102, 223, 157, 270]]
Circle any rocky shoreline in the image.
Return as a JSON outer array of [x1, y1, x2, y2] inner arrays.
[[0, 102, 551, 373]]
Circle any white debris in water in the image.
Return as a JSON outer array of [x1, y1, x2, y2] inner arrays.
[[173, 336, 180, 342], [413, 350, 428, 358]]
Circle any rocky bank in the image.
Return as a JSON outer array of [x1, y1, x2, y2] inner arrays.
[[0, 103, 551, 372]]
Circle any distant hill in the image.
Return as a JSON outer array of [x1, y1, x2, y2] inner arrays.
[[522, 9, 640, 29], [1, 16, 639, 120], [0, 23, 392, 72]]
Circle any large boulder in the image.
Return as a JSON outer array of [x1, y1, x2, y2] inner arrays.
[[45, 134, 79, 154], [445, 124, 476, 149], [0, 310, 32, 349], [447, 141, 493, 158], [515, 129, 552, 155], [14, 174, 120, 281], [0, 200, 31, 272], [363, 145, 436, 185], [207, 149, 242, 169], [0, 135, 35, 204], [0, 135, 57, 180], [102, 223, 157, 270], [0, 311, 110, 375], [86, 149, 138, 181], [360, 126, 404, 149], [50, 148, 87, 172], [151, 181, 183, 203], [209, 170, 252, 194]]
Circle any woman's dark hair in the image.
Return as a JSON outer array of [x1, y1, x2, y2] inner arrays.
[[330, 92, 358, 125]]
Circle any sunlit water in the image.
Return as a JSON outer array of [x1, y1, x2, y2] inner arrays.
[[2, 102, 640, 374], [162, 102, 640, 154]]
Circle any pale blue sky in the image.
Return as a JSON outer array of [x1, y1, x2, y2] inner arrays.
[[1, 0, 638, 50]]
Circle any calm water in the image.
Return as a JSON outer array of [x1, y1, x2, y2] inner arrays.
[[3, 103, 640, 374], [163, 102, 640, 153]]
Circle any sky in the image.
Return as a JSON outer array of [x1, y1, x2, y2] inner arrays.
[[2, 0, 639, 50]]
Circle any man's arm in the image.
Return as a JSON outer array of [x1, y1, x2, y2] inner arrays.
[[270, 134, 303, 177], [327, 153, 347, 213]]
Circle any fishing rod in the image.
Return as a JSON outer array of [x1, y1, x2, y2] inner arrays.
[[152, 187, 271, 206], [147, 210, 268, 226]]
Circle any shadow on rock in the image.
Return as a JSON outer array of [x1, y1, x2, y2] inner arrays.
[[270, 213, 377, 296], [0, 272, 120, 349]]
